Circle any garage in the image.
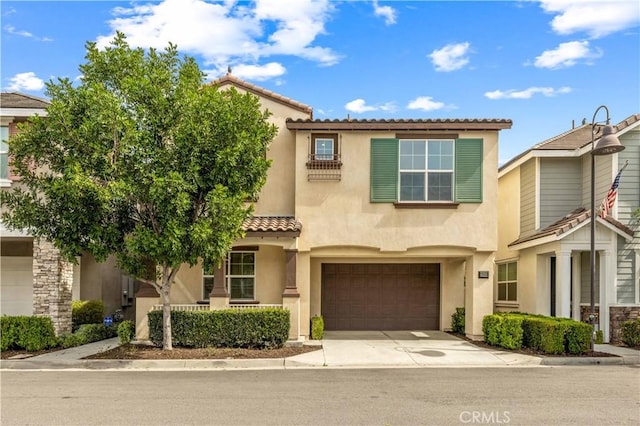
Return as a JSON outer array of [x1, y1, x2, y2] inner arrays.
[[321, 263, 440, 330], [0, 256, 33, 316]]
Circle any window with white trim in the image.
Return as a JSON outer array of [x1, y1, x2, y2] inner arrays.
[[399, 139, 454, 202], [497, 262, 518, 302], [0, 126, 9, 181], [227, 252, 255, 300]]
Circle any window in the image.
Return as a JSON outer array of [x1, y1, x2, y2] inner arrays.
[[497, 262, 517, 302], [399, 139, 454, 201], [311, 133, 338, 161], [227, 252, 255, 300], [370, 138, 483, 204], [202, 260, 215, 299], [1, 126, 9, 181]]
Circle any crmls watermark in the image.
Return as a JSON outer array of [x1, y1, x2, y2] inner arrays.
[[459, 411, 511, 424]]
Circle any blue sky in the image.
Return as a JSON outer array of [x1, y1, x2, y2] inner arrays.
[[1, 0, 639, 164]]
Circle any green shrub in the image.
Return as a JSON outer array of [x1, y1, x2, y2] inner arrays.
[[499, 315, 523, 350], [59, 332, 86, 349], [75, 323, 117, 342], [72, 300, 106, 330], [117, 320, 135, 344], [564, 321, 592, 354], [0, 316, 59, 351], [148, 308, 290, 349], [521, 316, 566, 354], [482, 314, 503, 346], [451, 307, 465, 334], [621, 318, 640, 347], [311, 315, 324, 340], [595, 329, 604, 345]]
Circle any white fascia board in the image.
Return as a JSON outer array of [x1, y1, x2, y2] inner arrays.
[[0, 108, 48, 118], [498, 150, 577, 178]]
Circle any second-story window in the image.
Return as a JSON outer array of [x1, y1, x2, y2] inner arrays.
[[399, 139, 454, 202], [308, 133, 341, 181]]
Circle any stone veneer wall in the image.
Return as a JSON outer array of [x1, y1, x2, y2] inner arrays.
[[33, 239, 74, 335], [609, 306, 640, 344]]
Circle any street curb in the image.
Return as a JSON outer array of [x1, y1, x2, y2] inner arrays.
[[540, 356, 639, 366], [0, 358, 287, 371]]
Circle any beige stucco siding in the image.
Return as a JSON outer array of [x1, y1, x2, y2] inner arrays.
[[294, 131, 499, 252], [496, 167, 520, 261]]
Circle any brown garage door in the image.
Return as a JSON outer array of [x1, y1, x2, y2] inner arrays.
[[321, 263, 440, 330]]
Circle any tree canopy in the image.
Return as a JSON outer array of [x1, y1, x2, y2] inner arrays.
[[1, 33, 277, 349]]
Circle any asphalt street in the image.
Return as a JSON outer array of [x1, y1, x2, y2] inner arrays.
[[2, 366, 639, 426]]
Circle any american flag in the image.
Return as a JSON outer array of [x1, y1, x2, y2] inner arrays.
[[600, 161, 628, 219]]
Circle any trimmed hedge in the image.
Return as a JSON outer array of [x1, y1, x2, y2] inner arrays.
[[311, 315, 324, 340], [1, 316, 59, 351], [621, 318, 640, 347], [117, 320, 135, 344], [148, 308, 290, 349], [72, 300, 106, 330], [58, 324, 118, 349], [483, 313, 591, 355], [451, 307, 465, 334]]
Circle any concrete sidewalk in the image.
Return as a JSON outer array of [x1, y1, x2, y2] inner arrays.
[[1, 331, 638, 370]]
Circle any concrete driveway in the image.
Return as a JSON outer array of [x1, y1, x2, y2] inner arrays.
[[287, 330, 542, 368]]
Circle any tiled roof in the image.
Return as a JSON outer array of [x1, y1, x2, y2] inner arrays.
[[500, 114, 640, 171], [210, 74, 313, 115], [1, 92, 50, 109], [509, 208, 634, 247], [286, 118, 512, 131], [242, 216, 302, 234]]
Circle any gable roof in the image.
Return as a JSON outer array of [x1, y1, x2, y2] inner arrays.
[[508, 208, 634, 249], [209, 74, 313, 116], [286, 118, 512, 131], [500, 113, 640, 173], [1, 92, 50, 109]]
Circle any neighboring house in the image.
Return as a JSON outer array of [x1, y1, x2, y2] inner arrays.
[[496, 114, 640, 343], [134, 75, 513, 341], [0, 92, 128, 334]]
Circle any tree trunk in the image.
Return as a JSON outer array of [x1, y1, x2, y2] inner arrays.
[[161, 281, 172, 350]]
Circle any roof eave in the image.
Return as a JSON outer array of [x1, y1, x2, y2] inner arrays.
[[286, 119, 512, 131]]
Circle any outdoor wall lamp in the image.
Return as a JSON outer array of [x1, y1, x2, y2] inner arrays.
[[589, 105, 625, 352]]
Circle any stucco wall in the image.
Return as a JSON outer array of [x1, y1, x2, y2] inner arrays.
[[293, 130, 500, 252]]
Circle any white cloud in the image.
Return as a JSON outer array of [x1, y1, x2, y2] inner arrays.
[[484, 86, 572, 100], [345, 98, 378, 113], [428, 42, 470, 72], [96, 0, 339, 78], [539, 0, 640, 38], [230, 62, 286, 81], [533, 40, 602, 69], [4, 25, 52, 42], [373, 0, 397, 25], [407, 96, 445, 111], [6, 72, 45, 92]]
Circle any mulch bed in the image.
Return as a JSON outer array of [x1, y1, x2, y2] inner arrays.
[[83, 343, 321, 360]]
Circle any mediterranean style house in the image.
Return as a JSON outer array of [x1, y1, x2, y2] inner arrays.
[[496, 114, 640, 343], [133, 75, 512, 341], [1, 80, 513, 342], [0, 92, 127, 334]]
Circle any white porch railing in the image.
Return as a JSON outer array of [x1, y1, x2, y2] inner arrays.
[[151, 303, 284, 311], [151, 304, 210, 312]]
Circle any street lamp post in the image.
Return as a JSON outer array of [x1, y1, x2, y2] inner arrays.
[[589, 105, 625, 352]]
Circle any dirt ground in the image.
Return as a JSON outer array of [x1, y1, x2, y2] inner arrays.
[[84, 344, 321, 360]]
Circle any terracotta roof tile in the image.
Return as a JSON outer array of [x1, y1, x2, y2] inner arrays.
[[509, 208, 634, 247], [242, 216, 302, 234], [210, 74, 313, 115], [286, 118, 512, 131]]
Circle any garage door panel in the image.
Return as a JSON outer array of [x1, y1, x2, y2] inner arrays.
[[321, 263, 440, 331]]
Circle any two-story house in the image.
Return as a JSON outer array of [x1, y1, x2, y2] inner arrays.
[[134, 75, 512, 341], [0, 92, 127, 334], [496, 114, 639, 343]]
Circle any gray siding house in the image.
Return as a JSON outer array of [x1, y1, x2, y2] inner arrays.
[[496, 114, 639, 343]]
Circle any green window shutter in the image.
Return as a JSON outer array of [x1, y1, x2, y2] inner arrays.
[[370, 138, 398, 202], [455, 138, 483, 203]]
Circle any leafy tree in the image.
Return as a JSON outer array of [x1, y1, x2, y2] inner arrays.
[[0, 33, 277, 349]]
